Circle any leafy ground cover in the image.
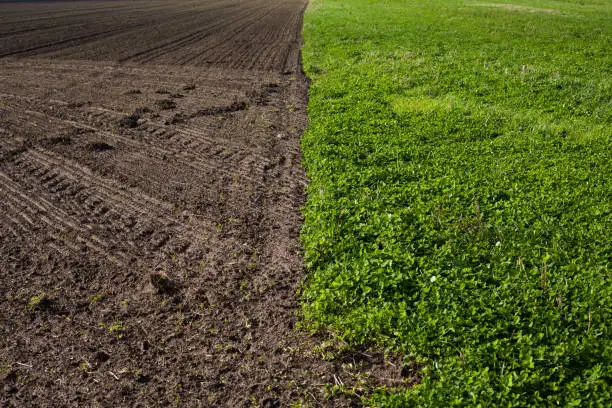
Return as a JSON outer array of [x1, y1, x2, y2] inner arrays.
[[300, 0, 611, 405]]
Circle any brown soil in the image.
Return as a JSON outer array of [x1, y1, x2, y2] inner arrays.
[[0, 1, 416, 407]]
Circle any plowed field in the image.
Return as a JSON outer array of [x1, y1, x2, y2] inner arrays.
[[0, 1, 406, 406]]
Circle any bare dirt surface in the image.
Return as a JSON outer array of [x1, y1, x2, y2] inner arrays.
[[0, 1, 415, 406]]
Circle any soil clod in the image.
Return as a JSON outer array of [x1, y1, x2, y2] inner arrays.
[[118, 113, 140, 128], [86, 141, 115, 152], [150, 273, 178, 295], [155, 99, 176, 110]]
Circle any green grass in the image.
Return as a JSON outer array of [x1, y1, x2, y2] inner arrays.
[[300, 0, 611, 405]]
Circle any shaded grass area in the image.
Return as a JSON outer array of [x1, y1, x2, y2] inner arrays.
[[300, 0, 611, 405]]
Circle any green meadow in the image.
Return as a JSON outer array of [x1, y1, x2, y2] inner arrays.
[[300, 0, 611, 405]]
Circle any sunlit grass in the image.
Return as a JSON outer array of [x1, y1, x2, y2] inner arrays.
[[301, 0, 611, 405]]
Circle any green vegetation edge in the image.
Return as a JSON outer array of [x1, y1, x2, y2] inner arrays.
[[300, 0, 611, 406]]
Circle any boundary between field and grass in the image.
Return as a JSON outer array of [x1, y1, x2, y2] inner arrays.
[[300, 0, 611, 406]]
